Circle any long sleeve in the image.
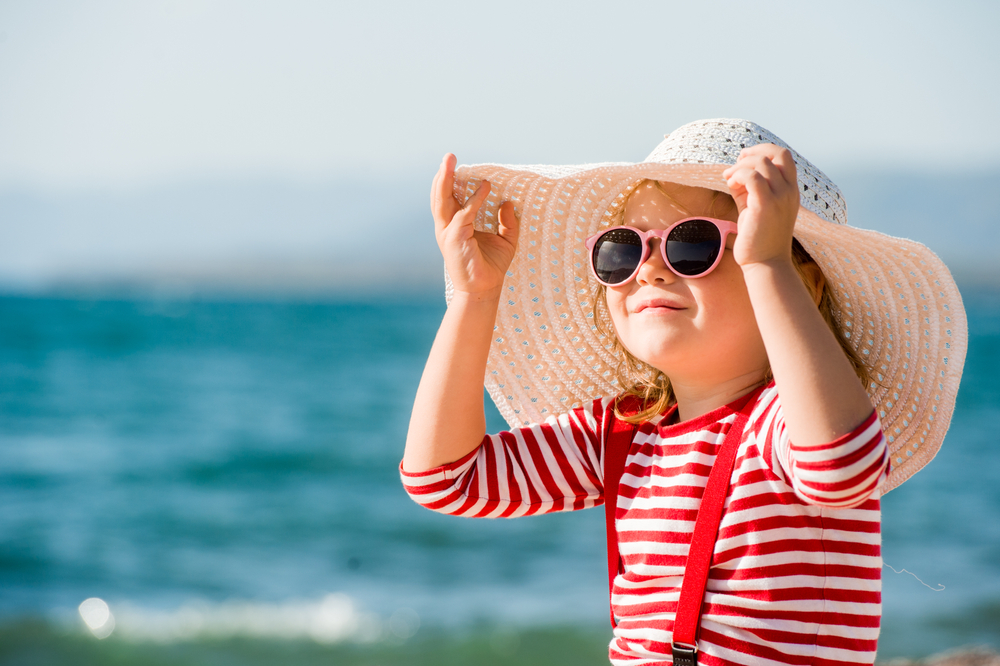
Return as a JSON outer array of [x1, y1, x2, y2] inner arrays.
[[400, 397, 609, 518], [758, 387, 889, 508]]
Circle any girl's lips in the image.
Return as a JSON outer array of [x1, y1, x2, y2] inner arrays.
[[634, 298, 685, 313]]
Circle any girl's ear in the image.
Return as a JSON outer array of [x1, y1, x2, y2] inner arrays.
[[798, 261, 826, 307]]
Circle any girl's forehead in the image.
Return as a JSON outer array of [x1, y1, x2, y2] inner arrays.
[[623, 181, 732, 227]]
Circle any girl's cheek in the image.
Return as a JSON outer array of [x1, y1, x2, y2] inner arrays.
[[605, 290, 632, 341]]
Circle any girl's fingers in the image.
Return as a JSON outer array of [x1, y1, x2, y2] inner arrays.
[[740, 167, 775, 205], [730, 143, 776, 162], [754, 156, 785, 196], [725, 164, 757, 185], [769, 147, 797, 187], [497, 201, 519, 246], [450, 180, 491, 236], [439, 153, 456, 199], [724, 165, 755, 207], [463, 179, 491, 214], [726, 154, 792, 204], [430, 154, 449, 204], [723, 144, 796, 182], [431, 154, 458, 228]]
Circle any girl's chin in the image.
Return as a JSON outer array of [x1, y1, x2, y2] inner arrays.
[[629, 348, 686, 373]]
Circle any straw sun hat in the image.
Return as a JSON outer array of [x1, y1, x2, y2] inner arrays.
[[445, 118, 967, 492]]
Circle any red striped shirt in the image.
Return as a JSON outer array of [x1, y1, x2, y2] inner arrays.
[[401, 383, 889, 665]]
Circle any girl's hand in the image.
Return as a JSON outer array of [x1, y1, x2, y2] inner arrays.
[[722, 144, 800, 269], [432, 154, 520, 298], [723, 145, 878, 458]]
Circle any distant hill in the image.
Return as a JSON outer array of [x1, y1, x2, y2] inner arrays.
[[1, 169, 997, 297], [0, 175, 440, 297], [836, 169, 1000, 289]]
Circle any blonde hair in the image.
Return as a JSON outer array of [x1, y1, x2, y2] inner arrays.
[[592, 180, 873, 424]]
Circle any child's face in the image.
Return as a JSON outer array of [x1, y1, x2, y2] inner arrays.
[[605, 182, 770, 387]]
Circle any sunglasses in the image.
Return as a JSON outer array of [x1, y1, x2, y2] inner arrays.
[[585, 217, 739, 286]]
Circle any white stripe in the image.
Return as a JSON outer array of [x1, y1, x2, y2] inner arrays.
[[616, 517, 697, 534], [525, 423, 574, 499], [618, 490, 703, 512], [703, 595, 880, 616], [792, 435, 886, 487], [479, 440, 509, 518], [504, 429, 548, 510], [714, 525, 883, 551], [698, 642, 793, 666], [404, 385, 886, 665], [702, 612, 879, 640], [790, 417, 883, 462]]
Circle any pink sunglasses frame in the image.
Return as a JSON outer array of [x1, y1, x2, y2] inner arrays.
[[584, 217, 739, 286]]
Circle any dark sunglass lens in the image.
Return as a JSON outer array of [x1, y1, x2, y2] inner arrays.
[[666, 220, 722, 276], [593, 229, 643, 284]]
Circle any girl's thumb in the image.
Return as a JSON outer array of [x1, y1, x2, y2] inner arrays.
[[497, 201, 519, 242]]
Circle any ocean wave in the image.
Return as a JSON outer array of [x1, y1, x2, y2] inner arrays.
[[76, 593, 418, 644]]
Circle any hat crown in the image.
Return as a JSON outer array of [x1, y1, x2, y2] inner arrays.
[[644, 119, 848, 226]]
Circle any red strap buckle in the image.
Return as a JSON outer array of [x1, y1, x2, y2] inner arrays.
[[671, 641, 698, 666]]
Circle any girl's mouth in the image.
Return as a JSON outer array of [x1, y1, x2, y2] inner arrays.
[[634, 298, 684, 313]]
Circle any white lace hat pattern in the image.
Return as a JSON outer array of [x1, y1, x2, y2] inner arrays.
[[446, 118, 967, 492]]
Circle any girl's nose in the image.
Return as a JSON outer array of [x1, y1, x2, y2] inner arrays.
[[635, 238, 675, 285]]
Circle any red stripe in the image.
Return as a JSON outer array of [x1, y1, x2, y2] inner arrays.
[[712, 562, 882, 582], [703, 601, 881, 626], [397, 446, 478, 478], [726, 487, 811, 512], [794, 432, 884, 472], [700, 626, 876, 665], [715, 537, 881, 562], [400, 387, 886, 665], [520, 427, 562, 504], [614, 598, 881, 627], [789, 410, 879, 453], [796, 459, 886, 500], [617, 480, 708, 502]]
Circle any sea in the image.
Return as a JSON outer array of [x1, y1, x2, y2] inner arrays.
[[1, 287, 998, 665]]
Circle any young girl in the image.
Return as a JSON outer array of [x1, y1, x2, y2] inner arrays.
[[400, 119, 966, 665]]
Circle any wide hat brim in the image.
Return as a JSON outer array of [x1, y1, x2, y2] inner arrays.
[[446, 119, 967, 493]]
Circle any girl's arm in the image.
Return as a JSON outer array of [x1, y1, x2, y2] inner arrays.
[[402, 154, 520, 473], [401, 401, 607, 517], [724, 146, 877, 449]]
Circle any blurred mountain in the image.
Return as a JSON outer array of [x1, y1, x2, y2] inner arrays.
[[836, 168, 1000, 289], [0, 175, 440, 297], [1, 168, 997, 297]]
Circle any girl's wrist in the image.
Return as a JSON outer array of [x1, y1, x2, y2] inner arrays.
[[448, 286, 504, 307], [738, 255, 797, 282]]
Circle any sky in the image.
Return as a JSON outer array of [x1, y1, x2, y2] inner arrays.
[[0, 1, 998, 290]]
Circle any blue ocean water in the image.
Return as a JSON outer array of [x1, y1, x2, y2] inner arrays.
[[0, 289, 998, 660]]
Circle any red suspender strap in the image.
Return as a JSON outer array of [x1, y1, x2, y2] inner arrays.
[[603, 395, 639, 628], [670, 396, 757, 666]]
